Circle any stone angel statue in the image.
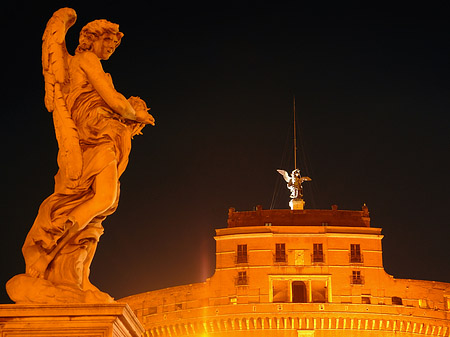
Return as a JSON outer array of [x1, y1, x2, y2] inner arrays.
[[7, 8, 155, 304], [277, 168, 311, 200]]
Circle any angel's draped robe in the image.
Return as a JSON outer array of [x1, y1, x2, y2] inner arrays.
[[22, 76, 137, 285]]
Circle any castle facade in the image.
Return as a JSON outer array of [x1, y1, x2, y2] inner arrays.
[[121, 205, 450, 336]]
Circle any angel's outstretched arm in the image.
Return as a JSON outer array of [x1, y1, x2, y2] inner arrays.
[[79, 52, 137, 119], [77, 52, 153, 125]]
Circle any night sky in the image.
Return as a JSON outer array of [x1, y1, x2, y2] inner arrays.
[[1, 2, 449, 304]]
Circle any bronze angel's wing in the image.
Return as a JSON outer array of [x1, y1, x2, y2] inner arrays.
[[301, 176, 312, 183], [277, 169, 290, 183], [42, 8, 82, 184]]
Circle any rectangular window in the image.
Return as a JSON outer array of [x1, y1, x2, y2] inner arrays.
[[312, 243, 324, 263], [362, 296, 371, 304], [275, 243, 286, 262], [351, 270, 363, 284], [350, 244, 362, 263], [237, 271, 248, 285], [237, 244, 248, 263]]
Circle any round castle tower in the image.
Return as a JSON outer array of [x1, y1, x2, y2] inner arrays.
[[120, 205, 450, 336]]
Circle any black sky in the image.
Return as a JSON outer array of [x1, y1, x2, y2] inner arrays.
[[1, 2, 449, 303]]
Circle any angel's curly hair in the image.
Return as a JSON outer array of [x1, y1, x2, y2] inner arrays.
[[75, 19, 124, 54]]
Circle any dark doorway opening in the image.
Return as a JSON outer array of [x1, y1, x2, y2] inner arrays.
[[292, 281, 307, 303]]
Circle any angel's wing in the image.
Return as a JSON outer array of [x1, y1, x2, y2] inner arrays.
[[301, 176, 312, 183], [277, 169, 290, 183], [42, 8, 82, 184], [42, 8, 76, 111]]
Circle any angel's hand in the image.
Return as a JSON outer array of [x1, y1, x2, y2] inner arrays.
[[135, 109, 155, 125], [128, 96, 155, 125]]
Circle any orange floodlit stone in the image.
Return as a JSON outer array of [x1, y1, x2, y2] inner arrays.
[[6, 7, 154, 304], [120, 205, 450, 336]]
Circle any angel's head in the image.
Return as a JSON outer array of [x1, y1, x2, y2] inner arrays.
[[292, 169, 301, 179], [76, 19, 124, 60]]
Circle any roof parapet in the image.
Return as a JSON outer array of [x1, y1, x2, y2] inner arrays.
[[227, 204, 371, 228]]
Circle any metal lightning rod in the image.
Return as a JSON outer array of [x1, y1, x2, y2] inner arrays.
[[293, 95, 297, 170]]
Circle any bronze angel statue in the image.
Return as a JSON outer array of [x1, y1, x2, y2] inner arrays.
[[6, 8, 154, 303], [277, 168, 311, 200]]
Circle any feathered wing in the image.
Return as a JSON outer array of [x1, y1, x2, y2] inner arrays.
[[42, 8, 82, 185], [277, 169, 290, 183]]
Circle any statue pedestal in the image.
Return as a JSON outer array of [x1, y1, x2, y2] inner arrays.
[[0, 303, 144, 337], [290, 198, 305, 210]]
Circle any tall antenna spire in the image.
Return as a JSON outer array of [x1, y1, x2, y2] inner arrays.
[[293, 95, 297, 170], [276, 95, 312, 210]]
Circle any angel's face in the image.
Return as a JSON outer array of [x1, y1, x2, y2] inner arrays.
[[93, 33, 119, 60]]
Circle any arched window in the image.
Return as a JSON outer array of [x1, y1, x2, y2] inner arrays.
[[292, 281, 307, 303], [392, 296, 403, 305]]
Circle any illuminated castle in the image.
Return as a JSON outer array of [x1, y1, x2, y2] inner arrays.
[[120, 204, 450, 336]]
